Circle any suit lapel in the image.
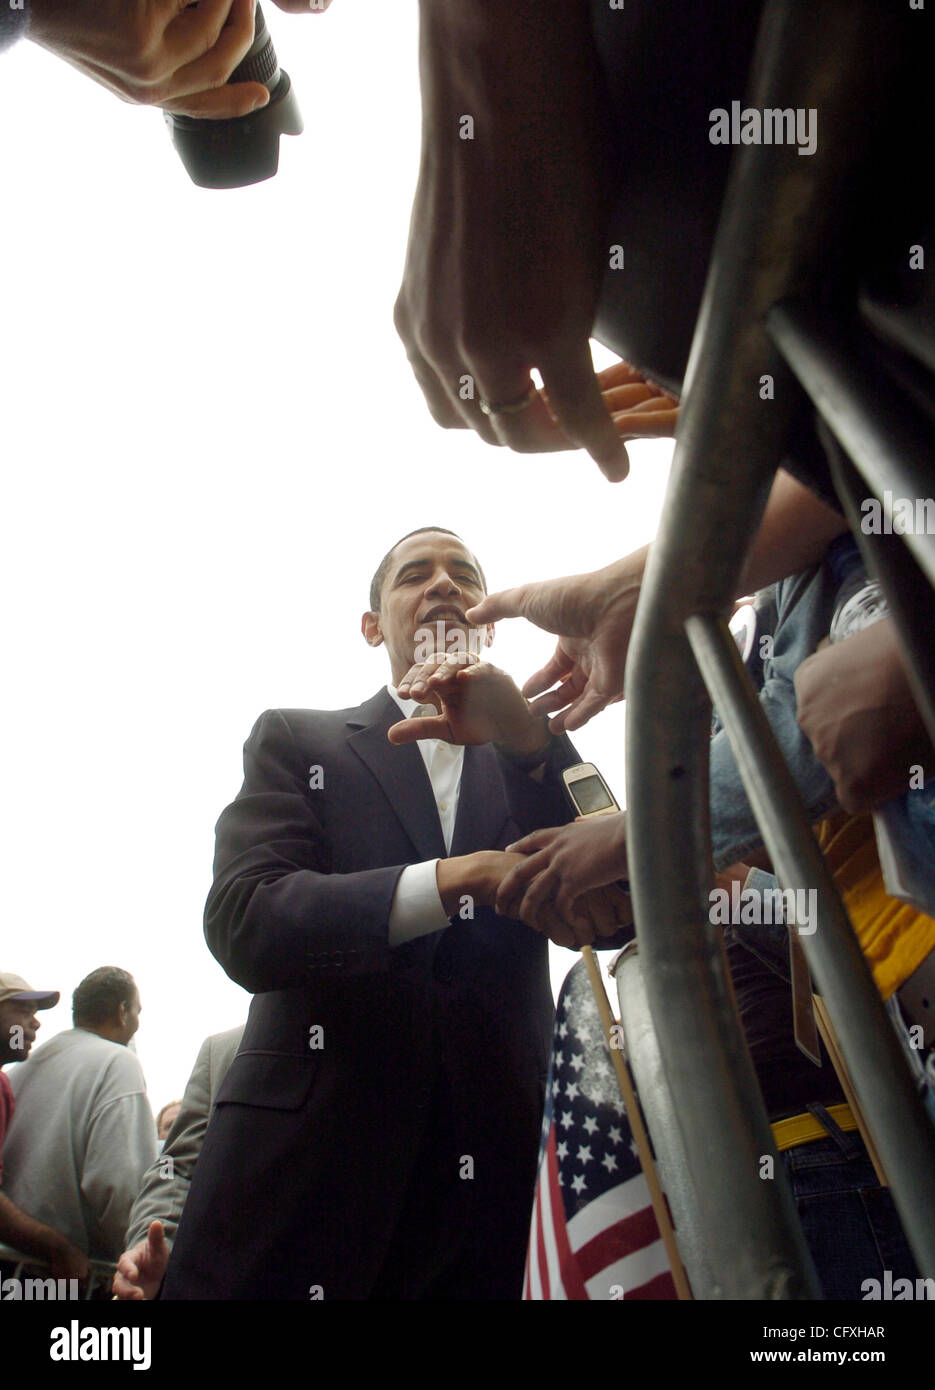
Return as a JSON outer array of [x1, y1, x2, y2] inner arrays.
[[346, 690, 447, 862], [449, 743, 512, 857]]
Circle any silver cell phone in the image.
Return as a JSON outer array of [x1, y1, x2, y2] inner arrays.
[[562, 762, 629, 893], [562, 762, 621, 818]]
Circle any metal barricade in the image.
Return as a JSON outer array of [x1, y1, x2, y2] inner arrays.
[[623, 0, 935, 1297]]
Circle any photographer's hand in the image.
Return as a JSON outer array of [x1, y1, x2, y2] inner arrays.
[[28, 0, 331, 119]]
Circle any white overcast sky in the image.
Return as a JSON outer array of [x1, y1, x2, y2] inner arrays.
[[0, 2, 672, 1109]]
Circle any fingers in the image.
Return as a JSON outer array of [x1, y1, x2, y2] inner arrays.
[[522, 649, 577, 701], [397, 651, 479, 700], [161, 0, 261, 112], [112, 1269, 145, 1300], [393, 296, 500, 441], [504, 828, 561, 856], [609, 396, 680, 441], [160, 80, 269, 118], [538, 342, 630, 480], [599, 884, 634, 932], [495, 848, 554, 920], [596, 359, 653, 391], [148, 1220, 167, 1250], [549, 685, 619, 735], [477, 378, 573, 454], [465, 586, 530, 627], [113, 1253, 144, 1300]]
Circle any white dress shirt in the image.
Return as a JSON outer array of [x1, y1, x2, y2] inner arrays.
[[386, 685, 464, 944]]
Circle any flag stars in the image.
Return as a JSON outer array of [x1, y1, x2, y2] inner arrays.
[[559, 1111, 574, 1130], [577, 1144, 593, 1166], [565, 1082, 580, 1101], [568, 1052, 584, 1072], [556, 1140, 568, 1160], [558, 1021, 569, 1039], [583, 1116, 599, 1135], [608, 1126, 623, 1146], [601, 1152, 618, 1173], [571, 1173, 588, 1195]]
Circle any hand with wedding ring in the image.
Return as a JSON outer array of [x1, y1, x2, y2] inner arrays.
[[394, 0, 631, 481]]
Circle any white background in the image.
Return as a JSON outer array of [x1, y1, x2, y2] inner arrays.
[[0, 1, 672, 1110]]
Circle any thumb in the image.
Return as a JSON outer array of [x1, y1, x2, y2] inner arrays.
[[387, 715, 451, 746]]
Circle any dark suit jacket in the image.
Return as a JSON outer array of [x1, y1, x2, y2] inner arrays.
[[163, 689, 579, 1300]]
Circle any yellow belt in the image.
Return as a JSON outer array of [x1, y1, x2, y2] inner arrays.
[[771, 1103, 858, 1153]]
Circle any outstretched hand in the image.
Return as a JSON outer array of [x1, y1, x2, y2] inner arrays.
[[466, 549, 648, 733]]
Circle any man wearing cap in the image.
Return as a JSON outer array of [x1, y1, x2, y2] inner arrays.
[[0, 972, 89, 1282], [2, 966, 157, 1267]]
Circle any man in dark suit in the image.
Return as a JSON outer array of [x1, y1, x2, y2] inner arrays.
[[162, 527, 626, 1300]]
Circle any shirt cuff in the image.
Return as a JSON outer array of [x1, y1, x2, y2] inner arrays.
[[388, 860, 451, 945]]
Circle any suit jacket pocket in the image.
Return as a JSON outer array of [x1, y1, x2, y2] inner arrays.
[[215, 1050, 318, 1111]]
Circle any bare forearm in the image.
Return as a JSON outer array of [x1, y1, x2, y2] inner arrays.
[[0, 1191, 67, 1261], [740, 470, 848, 593]]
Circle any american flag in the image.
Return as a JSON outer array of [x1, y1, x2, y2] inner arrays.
[[524, 959, 679, 1300]]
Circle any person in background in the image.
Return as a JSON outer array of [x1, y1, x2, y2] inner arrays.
[[2, 966, 156, 1266], [0, 971, 89, 1284], [114, 1026, 244, 1300], [156, 1100, 183, 1148]]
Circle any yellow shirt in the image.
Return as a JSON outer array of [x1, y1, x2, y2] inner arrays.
[[816, 809, 935, 999]]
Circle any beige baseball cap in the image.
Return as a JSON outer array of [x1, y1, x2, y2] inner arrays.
[[0, 972, 60, 1010]]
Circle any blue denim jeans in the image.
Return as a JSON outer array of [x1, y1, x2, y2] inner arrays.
[[783, 1112, 919, 1301]]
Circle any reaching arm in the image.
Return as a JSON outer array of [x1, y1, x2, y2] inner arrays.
[[468, 470, 849, 733], [0, 1191, 90, 1282]]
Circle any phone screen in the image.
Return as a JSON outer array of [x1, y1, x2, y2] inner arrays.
[[571, 774, 615, 815]]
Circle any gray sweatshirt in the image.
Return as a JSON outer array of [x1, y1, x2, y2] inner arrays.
[[2, 1028, 157, 1262]]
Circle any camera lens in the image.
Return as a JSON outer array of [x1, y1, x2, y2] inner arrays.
[[165, 3, 303, 190]]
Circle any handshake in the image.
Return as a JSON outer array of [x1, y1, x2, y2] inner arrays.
[[439, 816, 632, 952]]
